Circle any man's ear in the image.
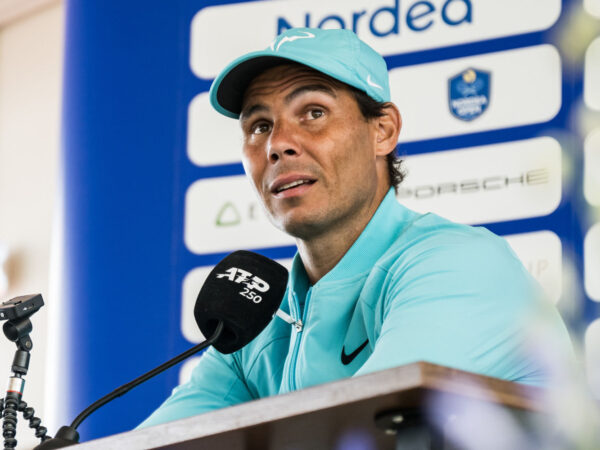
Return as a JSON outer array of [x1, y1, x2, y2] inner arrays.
[[374, 103, 402, 157]]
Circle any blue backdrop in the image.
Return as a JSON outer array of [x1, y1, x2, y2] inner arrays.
[[61, 0, 597, 440]]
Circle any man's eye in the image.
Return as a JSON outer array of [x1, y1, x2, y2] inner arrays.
[[251, 123, 271, 135], [308, 109, 324, 120]]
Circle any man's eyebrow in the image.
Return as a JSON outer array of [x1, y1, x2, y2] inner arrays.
[[240, 83, 338, 122], [240, 103, 268, 123], [284, 84, 338, 104]]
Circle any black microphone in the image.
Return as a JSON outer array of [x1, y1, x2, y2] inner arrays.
[[35, 250, 288, 449], [195, 250, 289, 354]]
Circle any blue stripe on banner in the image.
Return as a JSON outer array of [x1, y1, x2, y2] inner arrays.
[[62, 0, 185, 439]]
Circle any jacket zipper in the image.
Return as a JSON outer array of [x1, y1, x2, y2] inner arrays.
[[275, 309, 303, 332], [288, 288, 311, 391]]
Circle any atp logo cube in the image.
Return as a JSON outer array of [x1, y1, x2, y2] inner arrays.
[[216, 267, 270, 303]]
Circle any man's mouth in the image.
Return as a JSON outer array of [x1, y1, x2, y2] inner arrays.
[[275, 179, 314, 193], [270, 175, 317, 198]]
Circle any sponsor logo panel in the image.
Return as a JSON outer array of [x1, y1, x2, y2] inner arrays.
[[181, 259, 293, 343], [448, 68, 490, 122], [396, 137, 562, 224], [184, 176, 295, 254], [584, 223, 600, 301], [190, 0, 561, 79], [584, 129, 600, 206], [503, 231, 562, 304], [584, 0, 600, 20], [391, 45, 561, 142], [585, 37, 600, 111], [187, 93, 242, 166], [584, 318, 600, 399]]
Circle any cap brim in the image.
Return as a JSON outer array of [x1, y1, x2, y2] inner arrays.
[[210, 54, 301, 119]]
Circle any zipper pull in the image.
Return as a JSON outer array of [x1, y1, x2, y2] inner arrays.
[[275, 309, 303, 332]]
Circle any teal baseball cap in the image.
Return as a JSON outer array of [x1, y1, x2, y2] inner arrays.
[[209, 27, 391, 119]]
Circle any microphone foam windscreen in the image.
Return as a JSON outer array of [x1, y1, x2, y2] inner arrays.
[[194, 250, 288, 354]]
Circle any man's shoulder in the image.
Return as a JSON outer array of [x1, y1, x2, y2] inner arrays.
[[375, 208, 516, 274]]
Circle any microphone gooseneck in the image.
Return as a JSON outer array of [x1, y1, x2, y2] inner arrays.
[[71, 320, 225, 430], [34, 322, 224, 449], [35, 249, 289, 449]]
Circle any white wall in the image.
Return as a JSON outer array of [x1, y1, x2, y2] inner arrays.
[[0, 1, 63, 448]]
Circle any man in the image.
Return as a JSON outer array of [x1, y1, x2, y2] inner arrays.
[[140, 27, 572, 427]]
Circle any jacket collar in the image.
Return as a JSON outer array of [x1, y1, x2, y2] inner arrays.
[[288, 188, 419, 293]]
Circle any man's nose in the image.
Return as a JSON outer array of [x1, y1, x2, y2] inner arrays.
[[267, 120, 300, 163]]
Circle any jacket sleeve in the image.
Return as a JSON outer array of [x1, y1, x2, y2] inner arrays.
[[137, 347, 253, 428], [353, 229, 573, 385]]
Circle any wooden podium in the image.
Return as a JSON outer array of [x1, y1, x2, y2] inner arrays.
[[76, 362, 544, 450]]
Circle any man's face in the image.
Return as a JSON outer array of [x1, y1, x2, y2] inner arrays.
[[239, 64, 385, 240]]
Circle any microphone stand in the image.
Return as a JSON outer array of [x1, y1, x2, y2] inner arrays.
[[1, 314, 50, 449], [35, 321, 224, 449]]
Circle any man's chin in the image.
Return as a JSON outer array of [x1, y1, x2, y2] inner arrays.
[[277, 214, 328, 241]]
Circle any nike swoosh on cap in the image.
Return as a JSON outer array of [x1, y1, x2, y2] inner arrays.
[[367, 74, 383, 90], [270, 31, 315, 52]]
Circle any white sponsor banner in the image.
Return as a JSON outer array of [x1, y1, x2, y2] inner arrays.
[[189, 45, 561, 167], [584, 223, 600, 301], [392, 45, 561, 142], [585, 0, 600, 19], [585, 318, 600, 399], [188, 93, 243, 166], [190, 0, 561, 79], [585, 37, 600, 111], [503, 231, 562, 304], [184, 176, 295, 254], [584, 129, 600, 206], [181, 259, 294, 343], [396, 137, 562, 224]]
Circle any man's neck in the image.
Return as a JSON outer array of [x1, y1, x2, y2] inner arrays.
[[296, 186, 389, 285]]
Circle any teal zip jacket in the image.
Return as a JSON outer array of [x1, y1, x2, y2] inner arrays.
[[140, 189, 572, 428]]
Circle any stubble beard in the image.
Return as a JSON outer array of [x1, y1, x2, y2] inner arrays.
[[266, 188, 375, 243]]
